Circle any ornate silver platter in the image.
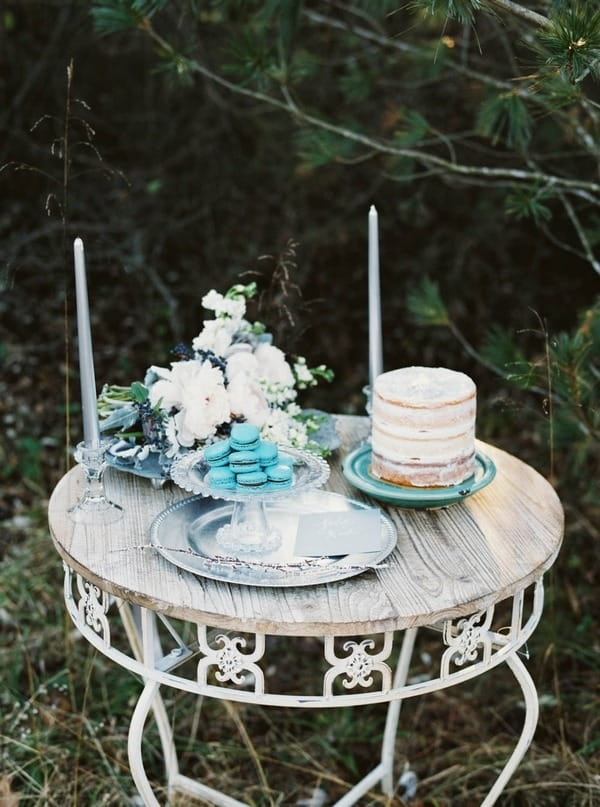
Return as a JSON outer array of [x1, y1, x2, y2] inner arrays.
[[148, 490, 397, 587]]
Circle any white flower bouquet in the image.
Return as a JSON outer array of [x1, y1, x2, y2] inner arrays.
[[98, 283, 334, 471]]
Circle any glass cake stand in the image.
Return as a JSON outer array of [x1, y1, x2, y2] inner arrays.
[[169, 446, 330, 555]]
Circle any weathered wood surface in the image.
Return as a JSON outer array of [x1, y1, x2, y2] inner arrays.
[[48, 416, 564, 636]]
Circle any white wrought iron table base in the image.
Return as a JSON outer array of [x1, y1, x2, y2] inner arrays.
[[49, 418, 564, 806], [64, 564, 544, 807]]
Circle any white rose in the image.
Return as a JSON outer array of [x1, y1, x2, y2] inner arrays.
[[254, 343, 295, 388], [227, 374, 269, 427], [149, 359, 230, 445]]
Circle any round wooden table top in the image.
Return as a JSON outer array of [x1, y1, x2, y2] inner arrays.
[[48, 416, 564, 637]]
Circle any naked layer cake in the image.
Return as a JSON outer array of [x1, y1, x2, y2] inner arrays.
[[371, 366, 476, 487]]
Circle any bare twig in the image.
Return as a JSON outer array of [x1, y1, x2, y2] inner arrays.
[[558, 191, 600, 277]]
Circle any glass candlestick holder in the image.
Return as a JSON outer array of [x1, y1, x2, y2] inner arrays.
[[68, 440, 124, 524]]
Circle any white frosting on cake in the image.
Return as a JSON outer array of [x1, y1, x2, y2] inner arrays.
[[375, 366, 475, 406], [371, 366, 476, 487]]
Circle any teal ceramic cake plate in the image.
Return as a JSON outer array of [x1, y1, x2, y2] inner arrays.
[[342, 443, 496, 509]]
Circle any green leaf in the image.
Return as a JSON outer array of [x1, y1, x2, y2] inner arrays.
[[222, 26, 278, 89], [340, 59, 375, 104], [394, 108, 429, 148], [480, 326, 534, 387], [295, 127, 360, 170], [413, 0, 485, 25], [477, 92, 532, 150], [130, 381, 149, 403], [91, 0, 170, 35], [225, 282, 258, 300], [549, 329, 593, 402], [99, 404, 140, 432], [406, 277, 450, 326], [536, 4, 600, 84], [274, 0, 302, 66], [505, 185, 554, 224]]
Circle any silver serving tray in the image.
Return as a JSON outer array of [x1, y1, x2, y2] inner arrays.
[[149, 490, 397, 587]]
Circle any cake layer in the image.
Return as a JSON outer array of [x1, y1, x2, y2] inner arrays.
[[371, 451, 476, 488], [371, 425, 474, 462], [372, 395, 476, 430]]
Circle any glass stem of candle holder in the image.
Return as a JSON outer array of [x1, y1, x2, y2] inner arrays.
[[68, 441, 124, 524]]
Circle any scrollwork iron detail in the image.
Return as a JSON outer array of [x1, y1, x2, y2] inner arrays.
[[441, 607, 494, 678], [197, 627, 265, 693], [75, 573, 111, 646], [323, 633, 393, 696]]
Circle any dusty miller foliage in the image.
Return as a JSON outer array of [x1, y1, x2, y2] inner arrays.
[[89, 0, 599, 488]]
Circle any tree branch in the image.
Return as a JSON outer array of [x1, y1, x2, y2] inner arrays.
[[488, 0, 553, 29], [139, 16, 600, 203], [303, 9, 600, 162], [558, 191, 600, 277], [172, 51, 600, 197]]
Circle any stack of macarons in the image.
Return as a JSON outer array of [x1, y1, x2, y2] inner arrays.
[[203, 423, 294, 492]]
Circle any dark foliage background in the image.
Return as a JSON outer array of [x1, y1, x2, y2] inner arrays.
[[1, 1, 598, 805]]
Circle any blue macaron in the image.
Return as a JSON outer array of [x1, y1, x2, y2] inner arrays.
[[266, 463, 293, 489], [206, 467, 237, 490], [229, 450, 260, 474], [256, 440, 279, 468], [204, 438, 232, 467], [236, 470, 268, 490], [275, 454, 295, 470], [230, 423, 261, 452]]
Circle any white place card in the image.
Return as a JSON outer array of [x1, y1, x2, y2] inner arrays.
[[294, 509, 383, 557]]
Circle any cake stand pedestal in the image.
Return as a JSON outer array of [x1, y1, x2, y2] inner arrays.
[[169, 445, 331, 557]]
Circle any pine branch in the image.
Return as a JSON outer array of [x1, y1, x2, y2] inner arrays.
[[138, 19, 600, 199], [303, 9, 600, 162], [488, 0, 553, 29]]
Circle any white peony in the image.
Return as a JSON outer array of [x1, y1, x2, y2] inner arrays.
[[227, 373, 270, 427], [225, 349, 260, 382], [254, 343, 295, 388], [149, 359, 230, 446]]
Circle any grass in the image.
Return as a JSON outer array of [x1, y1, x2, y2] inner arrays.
[[0, 367, 598, 806], [1, 495, 599, 806]]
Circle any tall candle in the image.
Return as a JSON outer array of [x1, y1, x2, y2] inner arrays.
[[368, 205, 383, 391], [73, 238, 101, 448]]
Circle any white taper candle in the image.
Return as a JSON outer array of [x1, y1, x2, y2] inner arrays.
[[73, 238, 101, 448], [368, 205, 383, 391]]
